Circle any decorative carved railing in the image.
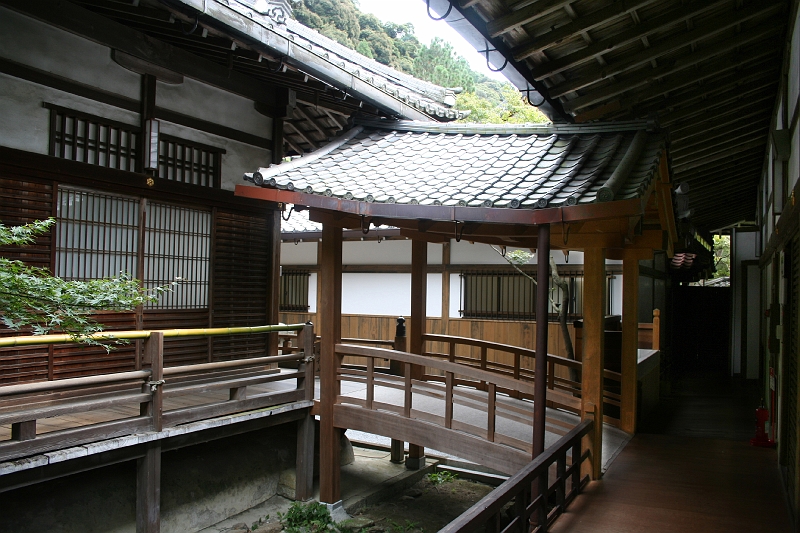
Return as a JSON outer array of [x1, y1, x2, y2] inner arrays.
[[0, 323, 315, 462], [440, 417, 594, 533]]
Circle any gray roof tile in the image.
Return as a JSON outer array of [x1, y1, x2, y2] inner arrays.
[[247, 121, 666, 210]]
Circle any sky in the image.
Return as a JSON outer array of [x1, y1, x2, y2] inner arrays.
[[356, 0, 508, 82]]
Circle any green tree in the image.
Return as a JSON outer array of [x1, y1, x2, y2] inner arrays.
[[291, 0, 550, 124], [0, 219, 172, 345], [713, 235, 730, 277]]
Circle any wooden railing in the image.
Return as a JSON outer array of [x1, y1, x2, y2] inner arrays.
[[421, 334, 622, 426], [334, 343, 582, 473], [0, 324, 315, 462], [440, 417, 594, 533]]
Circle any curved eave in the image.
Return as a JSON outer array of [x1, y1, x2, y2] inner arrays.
[[236, 185, 649, 227]]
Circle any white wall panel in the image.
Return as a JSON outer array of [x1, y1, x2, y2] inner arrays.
[[342, 273, 410, 315], [281, 241, 318, 265]]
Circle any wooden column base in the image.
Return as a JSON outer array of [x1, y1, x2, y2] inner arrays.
[[295, 413, 315, 501], [406, 444, 425, 470], [390, 439, 405, 464], [136, 442, 161, 533]]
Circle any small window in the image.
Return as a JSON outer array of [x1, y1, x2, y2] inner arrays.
[[46, 103, 139, 172], [280, 270, 310, 312], [158, 135, 223, 188], [460, 270, 586, 320]]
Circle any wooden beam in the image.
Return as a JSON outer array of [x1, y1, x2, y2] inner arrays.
[[441, 242, 451, 334], [562, 27, 781, 112], [285, 121, 318, 150], [136, 442, 161, 533], [294, 105, 336, 139], [512, 0, 658, 62], [267, 210, 282, 356], [620, 253, 640, 434], [486, 0, 574, 38], [531, 0, 731, 81], [672, 141, 766, 173], [319, 223, 342, 503], [581, 247, 605, 480], [272, 118, 285, 165]]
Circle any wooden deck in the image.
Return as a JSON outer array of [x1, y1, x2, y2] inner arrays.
[[550, 376, 792, 533]]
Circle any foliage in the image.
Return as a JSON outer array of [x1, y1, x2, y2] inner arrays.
[[290, 0, 549, 124], [279, 501, 336, 533], [0, 219, 172, 345], [713, 234, 731, 277], [426, 470, 458, 485]]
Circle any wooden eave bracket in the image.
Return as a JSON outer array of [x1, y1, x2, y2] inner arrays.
[[653, 155, 678, 257]]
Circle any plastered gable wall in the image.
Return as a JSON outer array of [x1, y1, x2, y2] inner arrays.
[[0, 7, 272, 191]]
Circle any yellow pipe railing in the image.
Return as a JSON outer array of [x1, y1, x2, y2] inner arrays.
[[0, 323, 307, 348]]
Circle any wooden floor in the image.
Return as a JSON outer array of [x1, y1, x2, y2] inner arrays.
[[550, 375, 793, 533]]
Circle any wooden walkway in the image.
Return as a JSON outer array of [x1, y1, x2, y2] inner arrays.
[[550, 376, 792, 533]]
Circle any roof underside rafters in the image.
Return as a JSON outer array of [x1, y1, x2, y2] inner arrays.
[[453, 0, 791, 231]]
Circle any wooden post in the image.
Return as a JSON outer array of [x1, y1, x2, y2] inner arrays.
[[407, 239, 426, 470], [143, 332, 164, 432], [652, 309, 661, 350], [391, 317, 406, 463], [11, 420, 35, 441], [620, 253, 640, 434], [582, 248, 606, 480], [136, 442, 161, 533], [441, 241, 451, 334], [319, 223, 342, 504], [295, 323, 315, 501], [267, 208, 282, 356], [533, 224, 550, 458]]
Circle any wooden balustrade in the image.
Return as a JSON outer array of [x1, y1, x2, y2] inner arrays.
[[440, 417, 594, 533], [0, 324, 314, 463], [334, 343, 583, 474], [421, 333, 622, 426]]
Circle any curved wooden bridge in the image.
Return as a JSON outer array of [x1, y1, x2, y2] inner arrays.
[[0, 323, 615, 533]]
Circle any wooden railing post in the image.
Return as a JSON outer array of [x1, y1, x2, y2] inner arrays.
[[391, 317, 406, 463], [621, 253, 640, 434], [295, 322, 316, 501], [582, 247, 606, 481], [652, 309, 661, 350], [136, 441, 161, 533], [143, 332, 164, 432]]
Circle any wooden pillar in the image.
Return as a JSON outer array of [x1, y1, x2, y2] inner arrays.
[[533, 224, 550, 458], [441, 242, 451, 334], [267, 208, 282, 356], [407, 239, 427, 470], [295, 323, 316, 501], [319, 223, 342, 503], [620, 253, 640, 434], [582, 247, 606, 480], [136, 442, 161, 533]]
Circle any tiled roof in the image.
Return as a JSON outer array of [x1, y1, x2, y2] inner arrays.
[[281, 208, 321, 234], [245, 120, 666, 210], [184, 1, 468, 121]]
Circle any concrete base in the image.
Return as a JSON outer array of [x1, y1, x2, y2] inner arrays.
[[325, 500, 350, 523], [405, 455, 426, 470]]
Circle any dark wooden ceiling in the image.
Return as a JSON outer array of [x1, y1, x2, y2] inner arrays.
[[454, 0, 790, 231]]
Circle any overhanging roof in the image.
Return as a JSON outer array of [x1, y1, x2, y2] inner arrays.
[[431, 0, 791, 231], [245, 120, 666, 209], [238, 120, 676, 254]]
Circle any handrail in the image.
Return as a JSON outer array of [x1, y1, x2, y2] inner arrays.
[[0, 323, 317, 464], [440, 417, 594, 533], [424, 333, 582, 370], [0, 323, 306, 348]]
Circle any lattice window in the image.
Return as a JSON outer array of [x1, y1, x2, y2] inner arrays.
[[280, 270, 310, 312], [56, 188, 140, 280], [46, 103, 139, 172], [55, 187, 211, 310], [158, 135, 223, 188], [459, 271, 586, 320], [143, 203, 211, 309]]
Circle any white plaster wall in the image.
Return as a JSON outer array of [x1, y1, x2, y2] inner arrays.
[[0, 74, 140, 155], [609, 274, 623, 316], [281, 241, 318, 265], [450, 274, 461, 318], [339, 272, 442, 317], [157, 78, 271, 139], [0, 7, 141, 100], [308, 273, 317, 313], [342, 240, 442, 265]]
